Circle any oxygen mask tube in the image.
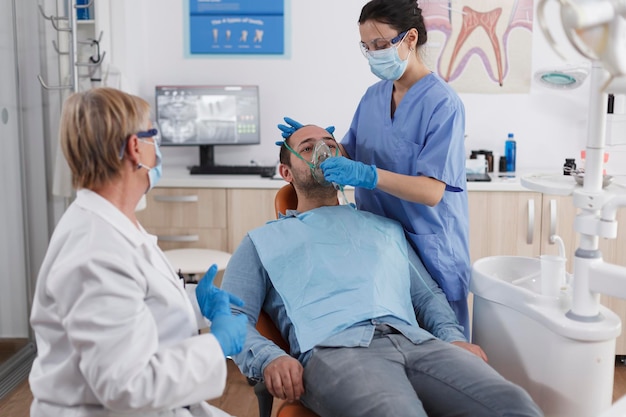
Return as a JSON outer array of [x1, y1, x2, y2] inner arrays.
[[312, 141, 352, 206]]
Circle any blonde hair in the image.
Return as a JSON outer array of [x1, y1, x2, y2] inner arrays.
[[59, 87, 151, 189]]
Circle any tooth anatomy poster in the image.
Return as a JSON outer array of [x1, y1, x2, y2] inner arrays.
[[189, 0, 285, 55], [421, 0, 534, 93]]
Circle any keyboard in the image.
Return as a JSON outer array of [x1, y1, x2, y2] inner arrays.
[[189, 164, 276, 177], [466, 173, 492, 182]]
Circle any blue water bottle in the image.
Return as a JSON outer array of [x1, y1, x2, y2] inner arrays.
[[505, 133, 516, 173]]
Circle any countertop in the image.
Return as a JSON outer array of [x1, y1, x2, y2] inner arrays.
[[159, 167, 533, 191]]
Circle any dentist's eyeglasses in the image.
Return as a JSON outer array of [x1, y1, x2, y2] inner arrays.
[[359, 30, 408, 57], [136, 127, 161, 146], [118, 124, 161, 160]]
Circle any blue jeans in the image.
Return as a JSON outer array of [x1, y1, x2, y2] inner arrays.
[[301, 327, 542, 417], [449, 298, 470, 340]]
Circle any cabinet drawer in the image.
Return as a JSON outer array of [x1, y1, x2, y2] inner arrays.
[[147, 227, 228, 252], [138, 188, 227, 229]]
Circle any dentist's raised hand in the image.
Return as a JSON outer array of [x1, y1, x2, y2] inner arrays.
[[209, 293, 248, 357], [195, 265, 248, 356], [321, 157, 378, 190], [196, 264, 244, 321]]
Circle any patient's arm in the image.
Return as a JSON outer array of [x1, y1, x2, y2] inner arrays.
[[263, 356, 305, 402], [221, 236, 290, 379], [406, 243, 467, 343]]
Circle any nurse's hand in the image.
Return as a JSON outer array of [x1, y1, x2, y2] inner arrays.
[[277, 117, 304, 138], [210, 302, 248, 357], [196, 264, 244, 321], [321, 157, 378, 190], [263, 355, 305, 402], [277, 116, 336, 139]]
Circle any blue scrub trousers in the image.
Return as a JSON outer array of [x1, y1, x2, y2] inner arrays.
[[301, 326, 542, 417]]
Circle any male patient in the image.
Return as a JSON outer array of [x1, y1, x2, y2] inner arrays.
[[220, 121, 542, 417]]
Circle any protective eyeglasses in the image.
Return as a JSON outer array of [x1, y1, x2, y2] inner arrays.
[[137, 128, 161, 146], [118, 125, 161, 160], [359, 30, 408, 57]]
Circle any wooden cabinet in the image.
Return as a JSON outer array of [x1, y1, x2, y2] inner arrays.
[[227, 189, 278, 252], [468, 191, 543, 262], [539, 195, 580, 270], [467, 193, 591, 266], [136, 188, 228, 251]]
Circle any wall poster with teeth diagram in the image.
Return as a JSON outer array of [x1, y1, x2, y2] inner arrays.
[[421, 0, 534, 93]]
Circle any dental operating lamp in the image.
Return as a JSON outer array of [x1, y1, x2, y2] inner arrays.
[[536, 0, 626, 319]]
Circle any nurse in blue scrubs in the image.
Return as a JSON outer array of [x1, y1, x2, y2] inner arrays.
[[321, 0, 471, 338]]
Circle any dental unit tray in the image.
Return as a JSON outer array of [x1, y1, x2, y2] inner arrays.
[[520, 172, 626, 196]]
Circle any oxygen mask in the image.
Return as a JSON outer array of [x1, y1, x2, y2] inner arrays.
[[311, 140, 337, 187], [282, 137, 352, 205]]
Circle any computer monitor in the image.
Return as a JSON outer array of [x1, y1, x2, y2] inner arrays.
[[155, 85, 260, 171]]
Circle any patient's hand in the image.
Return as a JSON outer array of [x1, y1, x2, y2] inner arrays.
[[451, 341, 489, 362], [263, 355, 304, 402]]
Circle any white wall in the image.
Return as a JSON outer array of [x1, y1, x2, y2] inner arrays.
[[107, 0, 626, 175]]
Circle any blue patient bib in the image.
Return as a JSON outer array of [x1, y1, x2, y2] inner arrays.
[[248, 205, 417, 353]]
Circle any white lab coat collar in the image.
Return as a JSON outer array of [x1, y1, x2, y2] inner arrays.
[[74, 189, 153, 248]]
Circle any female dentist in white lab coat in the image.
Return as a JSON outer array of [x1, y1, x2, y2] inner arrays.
[[29, 87, 247, 417]]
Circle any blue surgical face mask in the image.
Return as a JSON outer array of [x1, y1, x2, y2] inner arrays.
[[138, 140, 162, 192], [367, 35, 411, 81]]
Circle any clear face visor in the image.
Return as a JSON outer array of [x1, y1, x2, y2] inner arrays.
[[284, 139, 339, 186]]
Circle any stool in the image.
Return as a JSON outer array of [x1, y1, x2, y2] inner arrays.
[[163, 248, 231, 287]]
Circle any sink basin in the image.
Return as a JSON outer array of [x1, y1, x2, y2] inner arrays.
[[471, 256, 545, 307], [470, 255, 619, 340], [471, 256, 621, 417]]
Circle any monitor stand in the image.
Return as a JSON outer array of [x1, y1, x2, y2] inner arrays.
[[188, 144, 276, 177], [189, 145, 216, 175]]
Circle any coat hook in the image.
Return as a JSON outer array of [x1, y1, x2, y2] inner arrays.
[[76, 51, 106, 67], [37, 75, 73, 91], [50, 16, 71, 32], [52, 40, 70, 56], [38, 4, 68, 21]]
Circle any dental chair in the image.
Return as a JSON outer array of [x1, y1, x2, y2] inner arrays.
[[250, 183, 320, 417]]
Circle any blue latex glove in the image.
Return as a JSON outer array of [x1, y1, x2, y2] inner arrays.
[[277, 117, 304, 139], [321, 157, 378, 189], [196, 264, 244, 321], [210, 294, 248, 357], [275, 117, 336, 145]]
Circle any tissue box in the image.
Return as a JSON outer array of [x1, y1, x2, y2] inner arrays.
[[466, 159, 491, 182], [466, 159, 487, 174]]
